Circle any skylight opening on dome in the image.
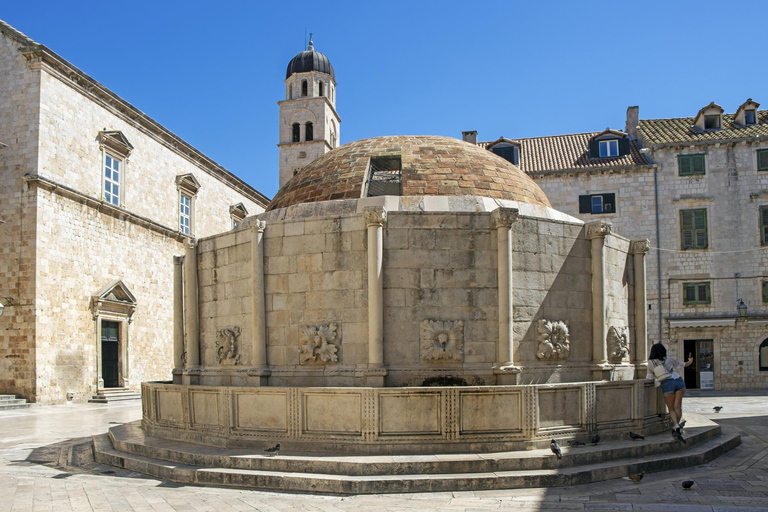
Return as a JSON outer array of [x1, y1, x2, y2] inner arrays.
[[366, 156, 402, 197]]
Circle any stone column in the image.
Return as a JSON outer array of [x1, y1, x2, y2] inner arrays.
[[586, 221, 611, 380], [173, 255, 184, 383], [363, 206, 387, 387], [183, 239, 200, 374], [491, 207, 521, 384], [249, 220, 270, 385], [631, 239, 651, 378]]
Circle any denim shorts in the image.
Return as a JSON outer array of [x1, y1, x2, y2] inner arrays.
[[660, 377, 686, 394]]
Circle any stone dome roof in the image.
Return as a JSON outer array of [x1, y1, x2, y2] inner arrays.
[[268, 136, 551, 211], [285, 42, 335, 80]]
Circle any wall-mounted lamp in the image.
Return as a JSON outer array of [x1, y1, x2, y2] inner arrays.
[[0, 297, 14, 318], [736, 298, 748, 318]]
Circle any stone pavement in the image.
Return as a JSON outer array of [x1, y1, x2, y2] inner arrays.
[[0, 391, 766, 511]]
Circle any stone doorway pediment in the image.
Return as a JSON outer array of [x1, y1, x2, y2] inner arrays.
[[91, 280, 137, 320]]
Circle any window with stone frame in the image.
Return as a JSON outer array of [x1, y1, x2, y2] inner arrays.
[[760, 338, 768, 372], [579, 193, 616, 214], [98, 130, 133, 207], [678, 154, 706, 176], [757, 149, 768, 171], [680, 208, 708, 250], [103, 153, 122, 206], [683, 282, 711, 305], [175, 174, 200, 237], [761, 206, 768, 246], [230, 203, 248, 230], [762, 280, 768, 304]]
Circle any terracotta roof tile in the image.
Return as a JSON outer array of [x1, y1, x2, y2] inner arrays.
[[638, 110, 768, 146]]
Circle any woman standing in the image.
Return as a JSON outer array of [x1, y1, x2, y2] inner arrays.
[[647, 343, 694, 433]]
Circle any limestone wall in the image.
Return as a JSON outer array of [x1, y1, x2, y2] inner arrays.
[[36, 71, 264, 236], [0, 31, 41, 400], [193, 203, 638, 386]]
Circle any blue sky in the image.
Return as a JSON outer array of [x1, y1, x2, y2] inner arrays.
[[2, 1, 766, 198]]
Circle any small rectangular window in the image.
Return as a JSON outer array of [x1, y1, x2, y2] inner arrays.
[[678, 154, 706, 176], [704, 115, 721, 130], [683, 282, 711, 305], [760, 206, 768, 246], [757, 149, 768, 171], [104, 154, 121, 206], [366, 156, 402, 197], [680, 208, 708, 250], [745, 110, 757, 125], [578, 193, 616, 214], [491, 145, 519, 165], [763, 280, 768, 304], [598, 139, 619, 158], [180, 193, 191, 235]]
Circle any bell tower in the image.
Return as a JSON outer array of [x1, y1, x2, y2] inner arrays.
[[278, 35, 341, 187]]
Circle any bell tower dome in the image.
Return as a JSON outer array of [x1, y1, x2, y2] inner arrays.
[[278, 35, 341, 188]]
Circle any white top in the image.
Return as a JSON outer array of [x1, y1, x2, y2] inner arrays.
[[647, 357, 685, 387]]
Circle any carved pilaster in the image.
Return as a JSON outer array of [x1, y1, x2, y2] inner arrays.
[[586, 221, 609, 373], [490, 207, 519, 229], [364, 206, 387, 384], [251, 220, 268, 380], [173, 255, 184, 379], [491, 207, 520, 380], [585, 220, 612, 240], [631, 239, 651, 375]]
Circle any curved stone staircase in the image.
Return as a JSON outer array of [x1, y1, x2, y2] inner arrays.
[[93, 414, 740, 494]]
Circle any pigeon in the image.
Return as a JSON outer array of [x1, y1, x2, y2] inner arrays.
[[629, 432, 645, 440], [591, 434, 601, 445], [682, 480, 695, 490], [550, 439, 562, 459], [567, 439, 585, 447], [672, 430, 687, 444], [678, 420, 686, 428], [713, 406, 723, 413], [627, 471, 644, 483], [264, 443, 281, 455]]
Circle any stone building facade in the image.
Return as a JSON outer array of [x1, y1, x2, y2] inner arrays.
[[0, 20, 269, 404], [473, 100, 768, 390]]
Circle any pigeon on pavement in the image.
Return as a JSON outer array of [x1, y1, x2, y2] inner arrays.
[[682, 480, 695, 490], [713, 406, 723, 413], [629, 432, 645, 440], [264, 443, 281, 455], [627, 472, 644, 483], [550, 439, 562, 459], [591, 434, 601, 445], [672, 430, 687, 444]]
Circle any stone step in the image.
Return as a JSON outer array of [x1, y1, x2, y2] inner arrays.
[[105, 420, 723, 476], [93, 431, 741, 494], [88, 388, 142, 403], [0, 396, 32, 410]]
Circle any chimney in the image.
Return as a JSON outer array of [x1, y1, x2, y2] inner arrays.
[[625, 106, 639, 140], [462, 131, 477, 144]]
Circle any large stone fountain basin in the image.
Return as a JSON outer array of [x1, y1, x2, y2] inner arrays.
[[141, 379, 666, 455]]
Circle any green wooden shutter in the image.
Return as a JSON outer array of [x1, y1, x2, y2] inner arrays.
[[761, 206, 768, 245], [697, 283, 710, 303], [692, 155, 705, 175], [684, 284, 696, 303], [679, 155, 691, 175], [589, 140, 600, 159], [681, 210, 694, 249], [618, 138, 631, 156], [758, 150, 768, 171], [763, 280, 768, 303], [578, 195, 592, 214], [694, 209, 708, 248]]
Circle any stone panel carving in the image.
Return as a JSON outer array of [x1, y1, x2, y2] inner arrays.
[[216, 326, 242, 365], [420, 320, 464, 361], [300, 323, 339, 364], [536, 319, 570, 360], [608, 325, 630, 360]]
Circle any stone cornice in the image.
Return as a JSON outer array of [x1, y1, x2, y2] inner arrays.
[[0, 22, 269, 208], [527, 164, 657, 178], [24, 173, 191, 244]]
